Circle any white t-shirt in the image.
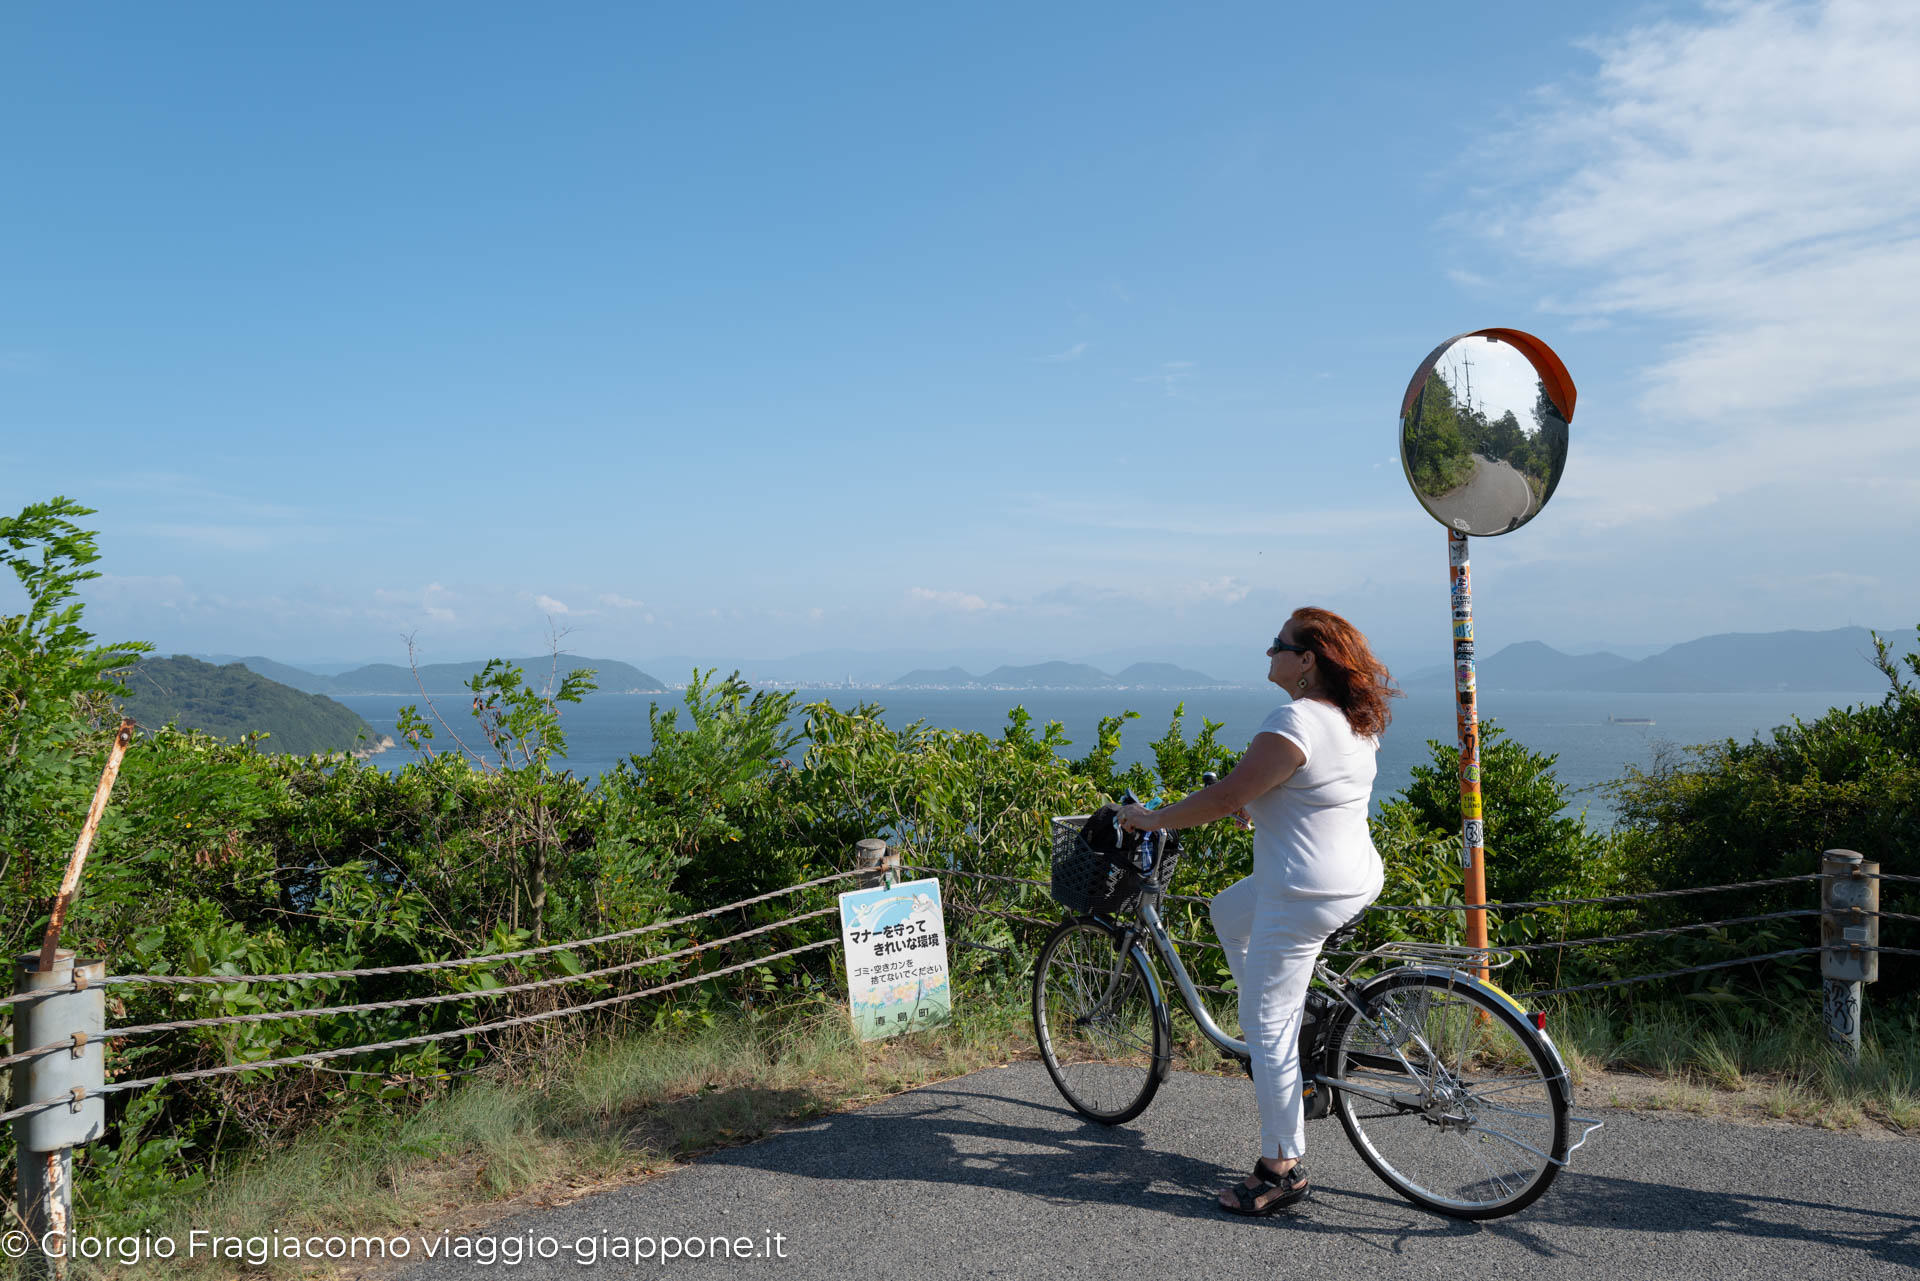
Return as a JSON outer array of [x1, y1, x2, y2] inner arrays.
[[1242, 698, 1383, 899]]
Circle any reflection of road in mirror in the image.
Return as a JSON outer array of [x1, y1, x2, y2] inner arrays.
[[1400, 332, 1572, 535], [1422, 452, 1532, 533]]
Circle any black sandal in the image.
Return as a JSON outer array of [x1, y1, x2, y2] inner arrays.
[[1219, 1159, 1309, 1217]]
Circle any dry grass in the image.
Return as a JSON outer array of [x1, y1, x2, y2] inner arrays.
[[9, 996, 1039, 1281], [1550, 996, 1919, 1133], [1180, 981, 1919, 1134]]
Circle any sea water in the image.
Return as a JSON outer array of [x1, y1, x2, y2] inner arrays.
[[335, 686, 1886, 827]]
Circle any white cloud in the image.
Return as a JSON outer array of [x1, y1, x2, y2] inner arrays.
[[1029, 492, 1408, 541], [1134, 361, 1195, 397], [372, 581, 458, 625], [1473, 0, 1920, 540], [1739, 569, 1879, 594], [105, 474, 382, 551], [422, 584, 457, 623], [1492, 2, 1920, 417], [533, 594, 572, 616], [1180, 577, 1252, 605], [103, 474, 307, 520], [1033, 342, 1090, 363], [597, 593, 646, 609], [906, 587, 1006, 613], [89, 573, 196, 612], [134, 518, 347, 551]]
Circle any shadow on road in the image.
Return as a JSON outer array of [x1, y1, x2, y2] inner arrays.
[[1507, 1172, 1920, 1270], [710, 1083, 1237, 1220], [706, 1081, 1920, 1271]]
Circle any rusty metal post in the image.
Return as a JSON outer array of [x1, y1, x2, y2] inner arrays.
[[1448, 532, 1488, 971], [1820, 850, 1879, 1061], [14, 1150, 71, 1281], [39, 721, 133, 974], [12, 952, 106, 1278]]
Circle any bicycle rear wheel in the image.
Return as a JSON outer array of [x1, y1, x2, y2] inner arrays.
[[1329, 970, 1568, 1219], [1032, 919, 1170, 1124]]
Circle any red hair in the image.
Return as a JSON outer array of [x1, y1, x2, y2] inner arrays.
[[1289, 606, 1401, 738]]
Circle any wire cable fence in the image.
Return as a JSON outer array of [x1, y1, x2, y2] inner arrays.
[[4, 847, 1909, 1143], [32, 908, 842, 1053], [2, 869, 874, 1129], [0, 937, 842, 1127], [909, 858, 1915, 1005], [0, 869, 865, 1008]]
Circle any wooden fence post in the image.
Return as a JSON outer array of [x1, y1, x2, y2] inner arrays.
[[855, 839, 898, 889]]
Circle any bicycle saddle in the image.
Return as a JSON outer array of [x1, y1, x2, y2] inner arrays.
[[1323, 905, 1370, 954]]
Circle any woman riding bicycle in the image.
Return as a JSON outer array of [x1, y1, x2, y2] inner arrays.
[[1119, 606, 1398, 1216]]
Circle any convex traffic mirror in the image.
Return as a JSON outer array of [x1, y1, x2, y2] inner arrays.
[[1399, 329, 1575, 536]]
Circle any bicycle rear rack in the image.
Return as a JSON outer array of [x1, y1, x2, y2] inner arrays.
[[1341, 939, 1520, 973]]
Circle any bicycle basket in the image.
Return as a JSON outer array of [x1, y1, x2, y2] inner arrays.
[[1048, 814, 1182, 914]]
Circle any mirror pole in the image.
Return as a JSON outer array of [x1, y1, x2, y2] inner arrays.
[[1449, 531, 1490, 972]]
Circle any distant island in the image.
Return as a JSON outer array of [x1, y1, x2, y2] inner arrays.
[[197, 654, 667, 697], [1403, 627, 1891, 694], [115, 656, 389, 756], [888, 660, 1244, 690], [184, 624, 1899, 707]]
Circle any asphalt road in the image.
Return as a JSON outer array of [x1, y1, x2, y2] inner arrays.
[[395, 1063, 1919, 1281], [1425, 453, 1533, 533]]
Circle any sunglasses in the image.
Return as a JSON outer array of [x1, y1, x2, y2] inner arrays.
[[1266, 637, 1311, 657]]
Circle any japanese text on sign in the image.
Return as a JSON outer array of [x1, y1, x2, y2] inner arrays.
[[838, 876, 952, 1041]]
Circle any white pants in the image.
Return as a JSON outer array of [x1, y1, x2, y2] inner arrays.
[[1210, 870, 1381, 1161]]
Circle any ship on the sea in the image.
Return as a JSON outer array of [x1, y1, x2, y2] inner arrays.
[[1607, 715, 1655, 725]]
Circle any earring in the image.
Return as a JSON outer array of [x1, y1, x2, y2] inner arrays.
[[1297, 678, 1308, 692]]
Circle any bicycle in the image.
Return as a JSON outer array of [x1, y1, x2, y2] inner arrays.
[[1030, 794, 1604, 1220]]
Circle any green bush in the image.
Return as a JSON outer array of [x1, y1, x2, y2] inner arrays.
[[1392, 721, 1625, 906], [1609, 626, 1919, 996]]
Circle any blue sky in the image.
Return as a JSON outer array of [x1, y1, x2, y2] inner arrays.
[[5, 2, 1916, 680]]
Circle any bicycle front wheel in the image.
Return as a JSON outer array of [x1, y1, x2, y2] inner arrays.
[[1032, 919, 1170, 1124], [1330, 971, 1568, 1219]]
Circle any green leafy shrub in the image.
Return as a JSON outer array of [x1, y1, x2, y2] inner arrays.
[[1610, 626, 1919, 996]]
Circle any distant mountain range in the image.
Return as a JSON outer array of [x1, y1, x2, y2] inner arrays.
[[186, 624, 1896, 703], [193, 654, 666, 696], [1404, 627, 1891, 693], [888, 661, 1239, 689], [117, 656, 383, 755]]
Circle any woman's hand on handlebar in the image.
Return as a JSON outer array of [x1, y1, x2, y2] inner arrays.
[[1121, 801, 1247, 833]]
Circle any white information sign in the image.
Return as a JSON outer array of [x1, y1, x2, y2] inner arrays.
[[837, 876, 951, 1041]]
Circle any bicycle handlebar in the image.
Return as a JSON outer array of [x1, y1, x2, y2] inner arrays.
[[1113, 772, 1219, 866]]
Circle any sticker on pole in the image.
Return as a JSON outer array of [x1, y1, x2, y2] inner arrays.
[[838, 876, 951, 1041]]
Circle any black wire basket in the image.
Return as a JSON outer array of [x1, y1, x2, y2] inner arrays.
[[1048, 814, 1181, 914]]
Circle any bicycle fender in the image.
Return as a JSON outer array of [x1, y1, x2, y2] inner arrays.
[[1083, 916, 1176, 1084], [1348, 966, 1574, 1108], [1128, 938, 1175, 1084]]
